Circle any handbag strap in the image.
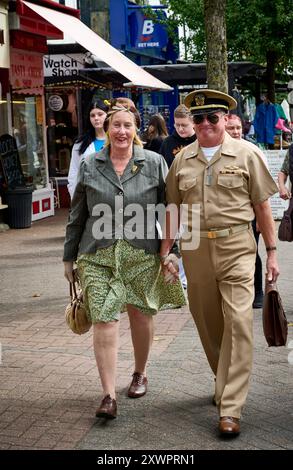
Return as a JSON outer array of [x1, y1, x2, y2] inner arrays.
[[69, 279, 78, 302]]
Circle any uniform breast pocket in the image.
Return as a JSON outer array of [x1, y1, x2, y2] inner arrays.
[[179, 177, 197, 191], [217, 174, 243, 189], [217, 174, 244, 205], [178, 177, 198, 203]]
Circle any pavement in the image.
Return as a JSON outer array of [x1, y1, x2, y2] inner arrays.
[[0, 208, 293, 453]]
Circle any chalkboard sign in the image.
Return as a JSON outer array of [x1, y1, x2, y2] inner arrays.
[[0, 134, 25, 188]]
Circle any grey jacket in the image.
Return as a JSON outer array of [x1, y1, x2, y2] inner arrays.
[[63, 145, 169, 261]]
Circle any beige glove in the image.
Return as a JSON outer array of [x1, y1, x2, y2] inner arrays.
[[161, 254, 179, 284], [64, 261, 74, 283]]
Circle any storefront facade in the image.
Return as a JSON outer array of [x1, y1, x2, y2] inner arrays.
[[0, 0, 80, 221], [9, 34, 54, 220], [41, 0, 175, 207], [0, 0, 10, 137]]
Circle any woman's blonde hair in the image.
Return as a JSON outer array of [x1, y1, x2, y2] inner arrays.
[[104, 105, 143, 147]]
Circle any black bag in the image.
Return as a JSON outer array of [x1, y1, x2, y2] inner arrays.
[[278, 197, 293, 242], [262, 279, 288, 347]]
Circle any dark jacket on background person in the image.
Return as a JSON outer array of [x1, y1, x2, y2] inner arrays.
[[159, 130, 196, 168], [143, 136, 165, 153]]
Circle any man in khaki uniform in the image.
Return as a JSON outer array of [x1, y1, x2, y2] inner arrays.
[[160, 89, 279, 437]]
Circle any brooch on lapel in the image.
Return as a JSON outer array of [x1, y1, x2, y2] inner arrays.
[[132, 165, 138, 173]]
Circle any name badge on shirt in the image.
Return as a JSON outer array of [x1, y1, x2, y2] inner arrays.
[[219, 165, 242, 175]]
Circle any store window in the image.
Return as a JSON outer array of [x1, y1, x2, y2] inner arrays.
[[46, 90, 78, 177], [140, 93, 170, 133], [12, 94, 47, 190]]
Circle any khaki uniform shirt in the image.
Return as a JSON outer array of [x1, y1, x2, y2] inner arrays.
[[166, 132, 278, 230]]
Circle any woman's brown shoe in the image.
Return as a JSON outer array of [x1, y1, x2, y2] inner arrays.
[[95, 394, 117, 419], [127, 372, 147, 398]]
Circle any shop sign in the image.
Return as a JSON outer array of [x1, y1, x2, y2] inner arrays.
[[10, 50, 43, 90], [0, 134, 25, 189], [48, 94, 63, 112], [264, 150, 288, 220], [128, 8, 168, 50], [43, 54, 83, 77], [10, 30, 47, 54]]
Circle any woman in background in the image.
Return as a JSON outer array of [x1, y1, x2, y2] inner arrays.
[[142, 114, 168, 153], [67, 99, 109, 199]]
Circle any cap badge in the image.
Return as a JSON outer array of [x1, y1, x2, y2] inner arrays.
[[194, 93, 205, 106]]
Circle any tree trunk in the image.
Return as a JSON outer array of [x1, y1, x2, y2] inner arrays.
[[204, 0, 228, 92], [266, 50, 276, 103]]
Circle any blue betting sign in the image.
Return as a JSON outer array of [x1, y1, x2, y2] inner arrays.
[[128, 8, 168, 51]]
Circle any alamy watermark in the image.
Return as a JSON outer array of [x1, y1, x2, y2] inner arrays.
[[91, 198, 201, 250]]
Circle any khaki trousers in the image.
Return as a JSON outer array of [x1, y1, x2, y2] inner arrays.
[[182, 227, 256, 419]]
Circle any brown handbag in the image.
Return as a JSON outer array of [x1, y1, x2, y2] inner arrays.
[[262, 279, 288, 347], [65, 271, 91, 335], [278, 197, 293, 242]]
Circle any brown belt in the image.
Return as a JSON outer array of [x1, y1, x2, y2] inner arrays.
[[200, 223, 251, 239]]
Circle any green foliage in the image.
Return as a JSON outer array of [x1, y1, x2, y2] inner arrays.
[[161, 0, 293, 75], [226, 0, 293, 75]]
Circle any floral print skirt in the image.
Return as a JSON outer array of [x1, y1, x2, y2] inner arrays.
[[77, 240, 186, 323]]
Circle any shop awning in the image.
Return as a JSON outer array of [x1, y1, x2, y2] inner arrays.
[[22, 1, 172, 91]]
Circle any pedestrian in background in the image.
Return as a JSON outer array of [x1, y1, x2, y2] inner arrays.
[[63, 102, 185, 420], [161, 89, 279, 437], [160, 104, 196, 289], [67, 99, 109, 199], [160, 104, 196, 168], [225, 113, 243, 139], [225, 114, 265, 308], [278, 143, 293, 200], [142, 113, 168, 153]]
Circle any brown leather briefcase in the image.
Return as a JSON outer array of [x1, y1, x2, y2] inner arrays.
[[262, 279, 288, 347], [278, 197, 293, 242]]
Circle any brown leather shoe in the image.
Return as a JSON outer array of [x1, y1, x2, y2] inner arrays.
[[127, 372, 147, 398], [219, 416, 240, 436], [95, 394, 117, 419]]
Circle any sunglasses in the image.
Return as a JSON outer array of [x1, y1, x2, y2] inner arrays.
[[193, 113, 222, 125]]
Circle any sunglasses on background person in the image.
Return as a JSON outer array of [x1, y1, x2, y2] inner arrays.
[[193, 113, 224, 125]]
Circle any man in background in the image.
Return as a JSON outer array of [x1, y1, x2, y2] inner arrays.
[[160, 104, 196, 168], [160, 104, 196, 288]]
